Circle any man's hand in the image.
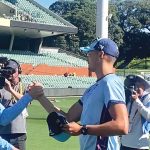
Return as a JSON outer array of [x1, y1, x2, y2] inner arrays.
[[131, 88, 143, 101], [63, 122, 82, 136], [28, 82, 44, 99], [12, 146, 19, 150], [131, 90, 139, 101], [4, 78, 13, 92]]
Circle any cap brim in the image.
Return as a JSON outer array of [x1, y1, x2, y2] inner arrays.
[[80, 46, 91, 52], [50, 132, 71, 142]]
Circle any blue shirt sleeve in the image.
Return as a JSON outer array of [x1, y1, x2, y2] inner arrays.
[[0, 136, 13, 150], [0, 93, 32, 126], [104, 78, 125, 108], [0, 104, 5, 115]]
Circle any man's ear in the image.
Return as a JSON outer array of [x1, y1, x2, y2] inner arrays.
[[99, 51, 105, 58]]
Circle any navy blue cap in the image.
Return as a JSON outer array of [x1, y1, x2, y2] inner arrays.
[[80, 38, 119, 58], [47, 112, 71, 142]]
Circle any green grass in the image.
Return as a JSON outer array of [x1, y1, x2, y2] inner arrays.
[[26, 97, 80, 150]]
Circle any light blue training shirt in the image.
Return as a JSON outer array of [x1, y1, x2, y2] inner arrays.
[[79, 74, 125, 150], [0, 93, 32, 150]]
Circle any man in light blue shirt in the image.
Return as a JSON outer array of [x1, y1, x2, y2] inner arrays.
[[38, 38, 129, 150], [0, 81, 43, 150], [79, 73, 126, 150], [64, 38, 128, 150]]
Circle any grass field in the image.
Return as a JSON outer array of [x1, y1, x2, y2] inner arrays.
[[26, 97, 80, 150]]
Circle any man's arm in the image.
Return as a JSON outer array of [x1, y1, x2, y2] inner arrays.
[[131, 91, 150, 121], [63, 103, 128, 136], [67, 101, 82, 122], [4, 79, 23, 100], [134, 98, 150, 121], [0, 94, 32, 126], [0, 84, 44, 126], [87, 103, 129, 136], [9, 88, 23, 100], [0, 136, 19, 150], [38, 95, 82, 122], [37, 95, 65, 115]]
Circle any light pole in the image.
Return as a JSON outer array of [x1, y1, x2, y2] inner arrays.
[[96, 0, 109, 38]]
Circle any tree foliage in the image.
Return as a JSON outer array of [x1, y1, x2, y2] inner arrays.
[[50, 0, 96, 49], [117, 0, 150, 68], [49, 0, 150, 68]]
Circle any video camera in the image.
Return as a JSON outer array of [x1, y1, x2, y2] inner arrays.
[[125, 75, 137, 93], [124, 75, 137, 103], [0, 57, 16, 89]]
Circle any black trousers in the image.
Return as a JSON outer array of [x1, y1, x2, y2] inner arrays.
[[1, 133, 27, 150], [120, 145, 149, 150]]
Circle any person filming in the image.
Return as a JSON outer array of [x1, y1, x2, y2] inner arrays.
[[0, 81, 44, 150], [121, 75, 150, 150], [0, 59, 31, 150]]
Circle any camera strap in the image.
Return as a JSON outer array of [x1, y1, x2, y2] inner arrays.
[[128, 101, 138, 120], [129, 101, 133, 116]]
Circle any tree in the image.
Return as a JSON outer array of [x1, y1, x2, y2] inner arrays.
[[49, 0, 96, 53], [109, 2, 124, 47], [49, 0, 123, 55], [116, 0, 150, 68], [49, 0, 150, 68]]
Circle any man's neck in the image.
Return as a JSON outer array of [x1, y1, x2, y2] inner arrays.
[[96, 65, 115, 79]]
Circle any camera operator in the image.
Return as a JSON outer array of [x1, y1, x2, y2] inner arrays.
[[121, 75, 150, 150], [0, 59, 28, 150], [0, 81, 44, 150]]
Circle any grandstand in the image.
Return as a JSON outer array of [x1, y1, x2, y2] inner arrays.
[[0, 0, 96, 97], [0, 0, 77, 50], [21, 75, 96, 88], [0, 50, 88, 67]]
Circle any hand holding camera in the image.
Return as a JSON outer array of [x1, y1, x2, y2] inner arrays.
[[131, 90, 139, 101], [131, 87, 144, 101], [3, 78, 13, 92]]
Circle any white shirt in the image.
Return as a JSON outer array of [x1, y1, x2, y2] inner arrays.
[[121, 92, 150, 149]]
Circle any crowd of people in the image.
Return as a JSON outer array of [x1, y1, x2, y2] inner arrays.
[[0, 38, 150, 150]]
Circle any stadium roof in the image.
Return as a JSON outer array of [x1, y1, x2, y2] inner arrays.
[[0, 0, 78, 38]]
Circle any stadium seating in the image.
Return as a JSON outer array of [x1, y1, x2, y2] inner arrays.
[[39, 51, 88, 67], [20, 75, 96, 88], [1, 0, 66, 25], [0, 50, 88, 67], [0, 1, 92, 91]]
